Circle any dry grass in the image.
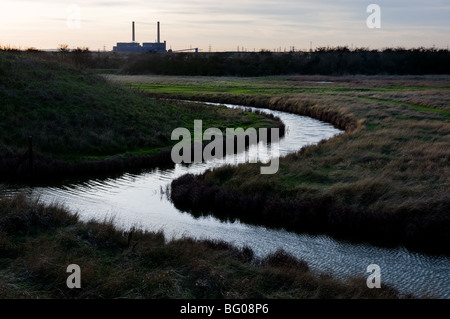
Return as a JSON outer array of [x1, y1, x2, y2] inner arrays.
[[0, 193, 411, 299], [124, 74, 450, 254]]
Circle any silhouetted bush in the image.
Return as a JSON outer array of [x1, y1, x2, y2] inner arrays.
[[120, 47, 450, 76]]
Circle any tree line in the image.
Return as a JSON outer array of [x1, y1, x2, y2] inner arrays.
[[120, 47, 450, 76], [3, 46, 448, 75]]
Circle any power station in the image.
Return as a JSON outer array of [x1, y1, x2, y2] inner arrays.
[[113, 21, 167, 53]]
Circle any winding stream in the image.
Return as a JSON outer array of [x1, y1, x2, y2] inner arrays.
[[8, 102, 450, 299]]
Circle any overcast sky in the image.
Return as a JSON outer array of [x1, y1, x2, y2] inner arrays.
[[1, 0, 449, 51]]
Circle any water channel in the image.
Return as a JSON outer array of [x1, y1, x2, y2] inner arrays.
[[7, 102, 450, 298]]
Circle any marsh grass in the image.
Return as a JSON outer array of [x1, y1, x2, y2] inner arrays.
[[114, 75, 450, 254], [0, 51, 282, 181], [0, 193, 411, 299]]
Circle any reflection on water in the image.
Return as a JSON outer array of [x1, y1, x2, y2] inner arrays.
[[7, 103, 450, 299]]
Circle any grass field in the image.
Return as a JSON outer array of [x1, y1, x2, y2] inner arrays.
[[0, 51, 446, 299], [106, 74, 450, 254], [0, 52, 281, 181]]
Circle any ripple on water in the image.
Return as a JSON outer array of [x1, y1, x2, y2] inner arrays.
[[8, 102, 450, 299]]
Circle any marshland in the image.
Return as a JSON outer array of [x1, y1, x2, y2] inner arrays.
[[0, 49, 449, 299]]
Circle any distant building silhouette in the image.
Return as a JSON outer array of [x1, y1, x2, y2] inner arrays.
[[113, 21, 167, 53]]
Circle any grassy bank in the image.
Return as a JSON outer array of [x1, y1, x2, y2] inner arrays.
[[0, 51, 281, 182], [107, 75, 450, 255], [0, 193, 411, 299]]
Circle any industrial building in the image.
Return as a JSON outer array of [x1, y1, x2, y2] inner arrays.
[[113, 21, 167, 53]]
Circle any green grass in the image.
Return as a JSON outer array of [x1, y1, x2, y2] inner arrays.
[[113, 74, 450, 254], [106, 74, 450, 96], [361, 97, 450, 116], [0, 52, 281, 180]]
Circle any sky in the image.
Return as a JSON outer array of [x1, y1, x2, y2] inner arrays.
[[1, 0, 449, 52]]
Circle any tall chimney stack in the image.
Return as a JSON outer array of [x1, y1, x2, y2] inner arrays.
[[157, 21, 160, 43], [132, 21, 135, 42]]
